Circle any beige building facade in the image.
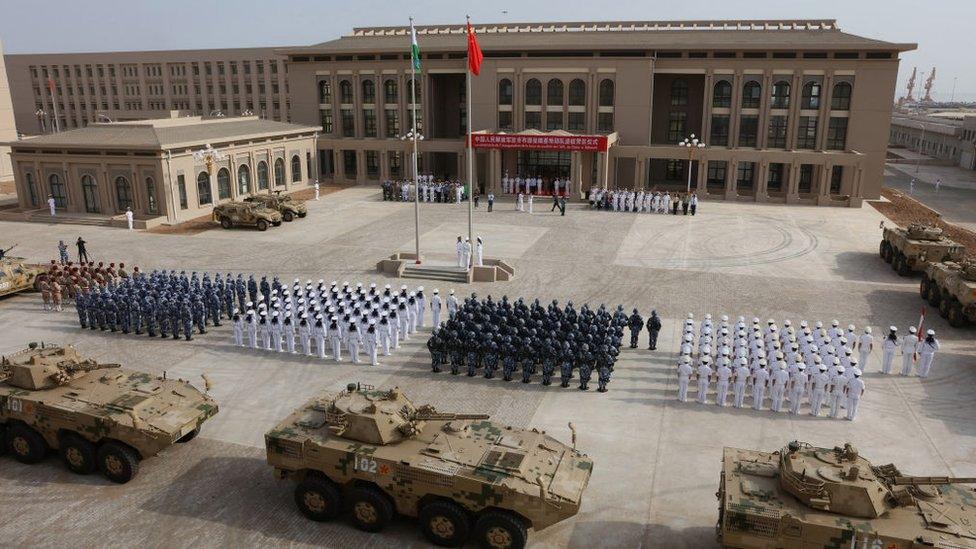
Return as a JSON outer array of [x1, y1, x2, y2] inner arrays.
[[3, 47, 291, 136], [3, 115, 319, 225], [0, 40, 17, 185], [283, 19, 915, 206]]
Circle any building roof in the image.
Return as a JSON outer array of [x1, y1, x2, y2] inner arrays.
[[280, 19, 916, 56], [6, 116, 320, 151]]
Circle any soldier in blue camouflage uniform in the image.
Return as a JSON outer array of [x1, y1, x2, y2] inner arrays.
[[75, 292, 88, 328], [180, 299, 193, 341]]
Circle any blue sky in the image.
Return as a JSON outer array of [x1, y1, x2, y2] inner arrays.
[[1, 0, 972, 100]]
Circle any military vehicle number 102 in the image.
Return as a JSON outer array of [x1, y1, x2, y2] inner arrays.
[[850, 536, 889, 549], [353, 455, 378, 474]]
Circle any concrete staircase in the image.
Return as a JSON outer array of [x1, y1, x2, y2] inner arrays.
[[26, 211, 117, 227], [401, 264, 470, 283]]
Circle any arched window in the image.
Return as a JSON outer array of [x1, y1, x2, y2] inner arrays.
[[81, 174, 99, 213], [498, 79, 513, 105], [114, 176, 132, 211], [546, 80, 563, 106], [237, 164, 251, 195], [362, 80, 375, 104], [598, 79, 614, 107], [257, 161, 269, 190], [771, 81, 791, 109], [339, 80, 353, 104], [291, 155, 302, 183], [318, 80, 331, 104], [712, 80, 732, 108], [741, 81, 761, 109], [831, 82, 852, 110], [197, 171, 212, 205], [217, 168, 231, 200], [145, 177, 157, 214], [49, 173, 67, 208], [274, 158, 285, 187], [384, 79, 397, 104], [670, 79, 688, 107], [802, 81, 822, 109], [25, 172, 38, 206], [409, 78, 421, 101], [525, 79, 541, 106], [569, 79, 585, 106]]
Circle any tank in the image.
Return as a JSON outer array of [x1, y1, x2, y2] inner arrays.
[[212, 200, 283, 231], [922, 260, 976, 327], [0, 257, 46, 298], [0, 343, 218, 483], [717, 441, 976, 548], [880, 222, 965, 276], [244, 191, 307, 222], [265, 383, 593, 548]]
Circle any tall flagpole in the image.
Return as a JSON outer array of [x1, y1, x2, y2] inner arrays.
[[410, 17, 421, 263], [465, 15, 474, 266]]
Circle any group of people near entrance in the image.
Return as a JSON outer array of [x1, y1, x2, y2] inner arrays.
[[381, 175, 466, 204], [590, 188, 699, 215], [455, 236, 485, 269], [501, 173, 572, 196]]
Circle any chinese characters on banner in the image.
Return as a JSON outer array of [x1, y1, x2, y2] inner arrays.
[[469, 133, 609, 152]]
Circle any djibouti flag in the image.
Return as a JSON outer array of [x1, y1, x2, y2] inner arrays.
[[410, 22, 421, 71]]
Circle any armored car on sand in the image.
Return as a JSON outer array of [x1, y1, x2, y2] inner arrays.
[[244, 191, 307, 222], [0, 343, 218, 483], [717, 441, 976, 548], [0, 257, 46, 298], [921, 260, 976, 327], [880, 222, 965, 276], [266, 383, 593, 549]]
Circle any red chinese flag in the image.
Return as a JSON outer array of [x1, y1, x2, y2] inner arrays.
[[467, 22, 483, 76]]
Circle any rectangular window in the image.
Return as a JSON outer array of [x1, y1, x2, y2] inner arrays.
[[365, 151, 379, 178], [177, 175, 188, 209], [667, 111, 687, 143], [706, 161, 726, 192], [736, 161, 755, 191], [830, 165, 843, 194], [567, 112, 585, 132], [546, 111, 564, 131], [767, 163, 785, 192], [767, 115, 788, 148], [342, 150, 357, 177], [409, 108, 423, 133], [665, 159, 684, 181], [710, 115, 730, 146], [798, 164, 814, 194], [597, 112, 614, 133], [341, 108, 355, 137], [388, 151, 402, 178], [797, 116, 818, 149], [385, 108, 399, 137], [738, 115, 758, 147], [320, 109, 333, 133], [319, 149, 334, 177], [363, 108, 377, 137], [826, 117, 848, 150], [525, 111, 542, 130], [498, 110, 513, 130]]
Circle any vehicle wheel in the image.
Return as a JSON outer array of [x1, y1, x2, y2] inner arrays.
[[919, 276, 930, 298], [220, 217, 232, 229], [294, 477, 342, 521], [882, 243, 893, 263], [348, 486, 394, 533], [896, 255, 912, 277], [176, 427, 199, 443], [0, 424, 6, 456], [420, 500, 472, 547], [97, 442, 140, 484], [947, 301, 967, 328], [271, 221, 282, 227], [282, 210, 294, 222], [879, 240, 887, 260], [473, 510, 528, 549], [927, 285, 942, 307], [60, 435, 97, 474], [939, 294, 951, 318], [297, 212, 307, 218], [7, 425, 48, 464], [256, 219, 268, 232]]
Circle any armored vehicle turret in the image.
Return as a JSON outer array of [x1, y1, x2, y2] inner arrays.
[[922, 259, 976, 327], [1, 343, 218, 483], [244, 191, 307, 222], [880, 222, 965, 276], [266, 383, 593, 548], [717, 441, 976, 548]]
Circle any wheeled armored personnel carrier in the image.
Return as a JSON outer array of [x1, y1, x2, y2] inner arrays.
[[212, 200, 282, 231], [0, 343, 218, 483], [0, 257, 46, 298], [266, 383, 593, 548], [922, 260, 976, 327], [880, 222, 965, 276], [717, 441, 976, 548], [244, 191, 307, 222]]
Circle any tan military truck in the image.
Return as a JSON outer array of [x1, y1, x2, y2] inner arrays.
[[921, 260, 976, 327], [1, 343, 218, 483], [717, 441, 976, 549], [0, 257, 47, 298], [266, 383, 593, 549], [879, 222, 965, 276], [244, 191, 308, 222], [212, 201, 283, 231]]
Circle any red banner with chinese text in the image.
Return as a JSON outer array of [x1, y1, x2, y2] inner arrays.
[[469, 133, 608, 152]]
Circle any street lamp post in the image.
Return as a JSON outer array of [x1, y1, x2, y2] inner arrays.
[[679, 134, 706, 194], [400, 130, 425, 264], [34, 109, 47, 134]]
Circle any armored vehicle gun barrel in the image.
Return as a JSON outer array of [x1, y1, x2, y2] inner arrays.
[[410, 412, 490, 421], [888, 476, 976, 486]]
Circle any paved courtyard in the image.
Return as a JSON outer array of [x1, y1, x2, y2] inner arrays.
[[1, 187, 974, 548]]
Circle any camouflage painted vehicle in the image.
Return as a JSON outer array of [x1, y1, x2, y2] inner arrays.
[[0, 257, 46, 298], [244, 192, 308, 222], [717, 441, 976, 548], [266, 383, 593, 548], [212, 200, 282, 231], [880, 222, 965, 276], [921, 260, 976, 327], [0, 343, 218, 483]]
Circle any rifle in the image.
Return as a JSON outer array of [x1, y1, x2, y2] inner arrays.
[[0, 243, 17, 260]]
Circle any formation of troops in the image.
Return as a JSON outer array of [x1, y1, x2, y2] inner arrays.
[[426, 296, 650, 392], [501, 173, 572, 196], [38, 260, 137, 313], [588, 188, 699, 215], [675, 315, 868, 420], [382, 175, 466, 204]]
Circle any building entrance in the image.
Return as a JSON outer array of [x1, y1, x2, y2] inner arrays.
[[515, 150, 571, 194]]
